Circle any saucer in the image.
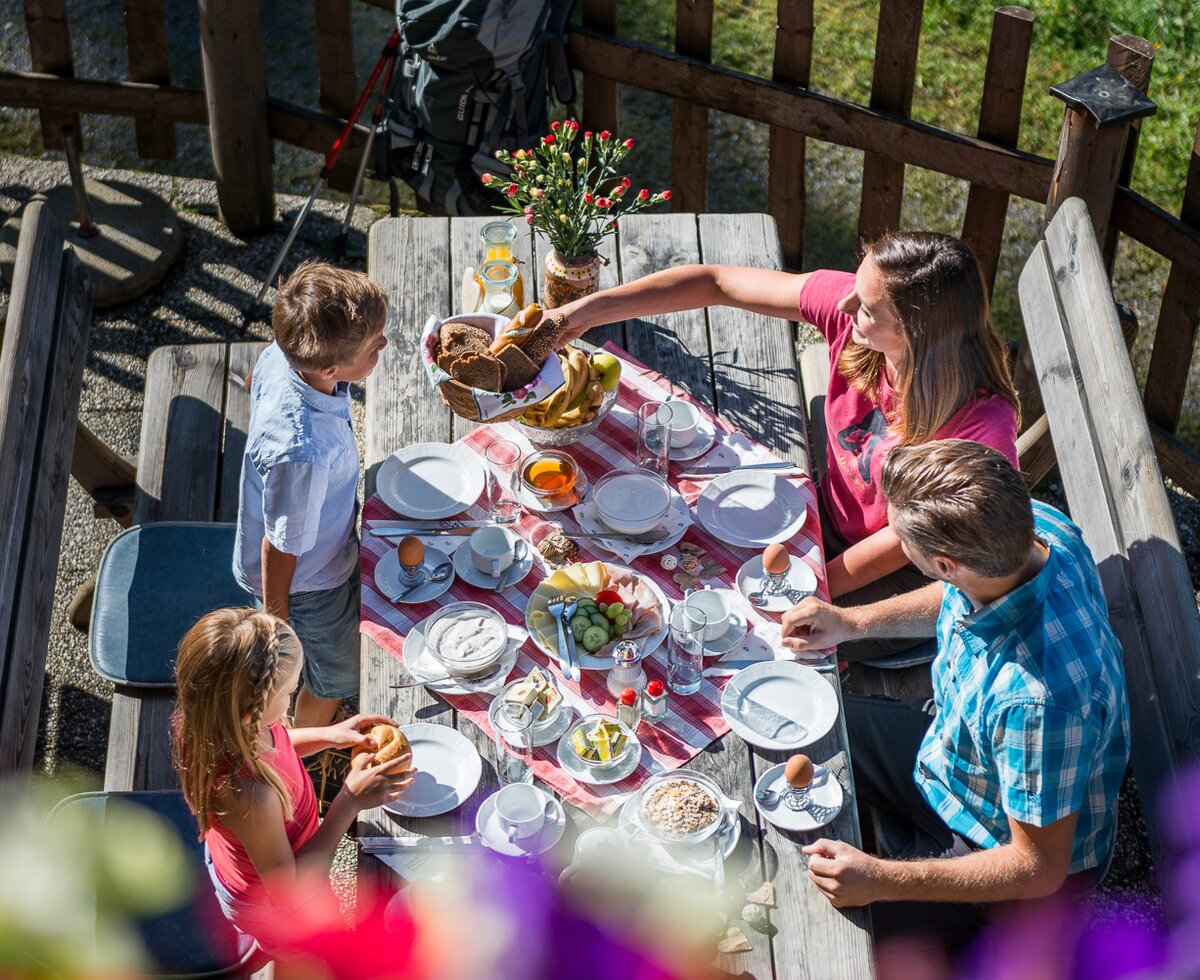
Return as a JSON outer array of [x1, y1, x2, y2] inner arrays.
[[519, 471, 589, 514], [668, 416, 717, 461], [488, 687, 576, 748], [453, 545, 535, 590], [556, 732, 643, 785], [735, 554, 818, 614], [753, 762, 843, 831], [375, 546, 455, 605], [700, 608, 749, 656], [476, 789, 566, 857]]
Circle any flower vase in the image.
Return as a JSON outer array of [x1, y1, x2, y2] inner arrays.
[[542, 249, 602, 309]]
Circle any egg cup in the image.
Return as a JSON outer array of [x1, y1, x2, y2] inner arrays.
[[785, 784, 811, 811]]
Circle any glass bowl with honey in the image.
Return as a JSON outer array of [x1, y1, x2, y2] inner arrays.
[[520, 450, 582, 510]]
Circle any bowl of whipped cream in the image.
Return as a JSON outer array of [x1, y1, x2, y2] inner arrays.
[[423, 602, 510, 679]]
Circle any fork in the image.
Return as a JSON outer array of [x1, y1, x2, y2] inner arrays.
[[547, 594, 579, 683], [561, 595, 580, 682]]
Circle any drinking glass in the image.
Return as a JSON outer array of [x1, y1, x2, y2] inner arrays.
[[667, 603, 707, 695], [497, 702, 535, 784], [485, 439, 523, 524], [636, 402, 674, 478]]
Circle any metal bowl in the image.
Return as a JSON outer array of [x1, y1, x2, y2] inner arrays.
[[510, 386, 618, 446], [635, 771, 726, 845]]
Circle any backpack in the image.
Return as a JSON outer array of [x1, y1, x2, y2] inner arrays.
[[379, 0, 577, 216]]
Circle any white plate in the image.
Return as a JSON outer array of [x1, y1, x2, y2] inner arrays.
[[374, 546, 455, 605], [384, 723, 482, 817], [696, 471, 807, 548], [401, 613, 521, 696], [475, 789, 566, 857], [720, 661, 838, 750], [488, 683, 576, 748], [668, 416, 717, 462], [453, 545, 535, 591], [573, 486, 691, 559], [519, 470, 588, 514], [735, 554, 818, 614], [753, 763, 844, 831], [376, 443, 486, 520], [556, 731, 643, 785], [526, 572, 672, 670], [616, 797, 742, 873]]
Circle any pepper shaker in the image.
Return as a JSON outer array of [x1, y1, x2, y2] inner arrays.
[[643, 678, 668, 723], [617, 688, 642, 729]]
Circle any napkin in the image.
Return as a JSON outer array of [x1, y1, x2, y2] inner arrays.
[[572, 491, 691, 564], [625, 791, 743, 878], [724, 675, 809, 743], [405, 623, 528, 695]]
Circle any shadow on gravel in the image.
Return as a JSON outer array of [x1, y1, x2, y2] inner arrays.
[[37, 685, 112, 776]]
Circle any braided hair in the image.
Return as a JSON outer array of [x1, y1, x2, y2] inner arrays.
[[172, 608, 302, 838]]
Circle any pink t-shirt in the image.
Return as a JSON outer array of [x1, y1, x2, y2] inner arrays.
[[799, 270, 1018, 544]]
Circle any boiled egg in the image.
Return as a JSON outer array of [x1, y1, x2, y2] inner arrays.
[[784, 754, 814, 789], [763, 542, 790, 576], [398, 535, 426, 569]]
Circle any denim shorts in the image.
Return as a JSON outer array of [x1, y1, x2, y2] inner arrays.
[[257, 565, 361, 700]]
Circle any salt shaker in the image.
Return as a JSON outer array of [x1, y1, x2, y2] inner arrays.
[[643, 679, 668, 723], [606, 640, 646, 700], [617, 688, 642, 729]]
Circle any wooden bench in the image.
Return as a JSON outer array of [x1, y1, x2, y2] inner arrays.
[[0, 198, 92, 774], [1021, 197, 1200, 861], [103, 340, 265, 791]]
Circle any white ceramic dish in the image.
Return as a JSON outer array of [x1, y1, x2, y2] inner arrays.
[[696, 471, 807, 548], [453, 544, 535, 590], [383, 723, 482, 817], [590, 470, 672, 534], [376, 442, 486, 519], [572, 486, 690, 559], [374, 546, 455, 605], [666, 400, 702, 448], [720, 660, 838, 750], [401, 615, 520, 696], [556, 729, 642, 785], [475, 789, 566, 856], [668, 416, 717, 462], [422, 601, 509, 677], [753, 762, 844, 832], [735, 554, 819, 614]]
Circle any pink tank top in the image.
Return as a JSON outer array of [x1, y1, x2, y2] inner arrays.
[[206, 722, 320, 900]]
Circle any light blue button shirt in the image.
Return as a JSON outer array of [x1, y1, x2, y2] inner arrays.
[[234, 343, 359, 595]]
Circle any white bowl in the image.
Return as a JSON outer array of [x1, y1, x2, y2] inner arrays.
[[591, 471, 671, 534], [423, 602, 509, 678], [667, 401, 701, 448]]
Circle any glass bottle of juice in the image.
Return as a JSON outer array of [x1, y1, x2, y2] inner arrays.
[[479, 221, 525, 308], [479, 259, 521, 319]]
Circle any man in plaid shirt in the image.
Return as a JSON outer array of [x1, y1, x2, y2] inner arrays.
[[782, 439, 1130, 948]]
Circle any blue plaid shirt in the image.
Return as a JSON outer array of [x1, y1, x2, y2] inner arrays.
[[915, 501, 1130, 873]]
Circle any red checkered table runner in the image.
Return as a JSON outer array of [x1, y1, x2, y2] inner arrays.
[[361, 342, 829, 819]]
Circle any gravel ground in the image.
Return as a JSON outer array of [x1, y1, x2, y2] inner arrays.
[[3, 148, 1189, 925]]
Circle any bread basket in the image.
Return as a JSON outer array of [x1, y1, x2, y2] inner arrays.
[[421, 313, 566, 424]]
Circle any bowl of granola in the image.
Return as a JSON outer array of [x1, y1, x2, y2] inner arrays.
[[635, 772, 725, 845]]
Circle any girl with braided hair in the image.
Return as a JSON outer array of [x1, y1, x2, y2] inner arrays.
[[172, 607, 414, 946]]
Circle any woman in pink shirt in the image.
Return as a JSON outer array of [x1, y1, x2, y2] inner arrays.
[[557, 233, 1018, 658]]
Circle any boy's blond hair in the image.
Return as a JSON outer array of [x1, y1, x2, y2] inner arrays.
[[271, 260, 387, 371]]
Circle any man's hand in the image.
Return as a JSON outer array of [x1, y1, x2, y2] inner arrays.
[[780, 597, 860, 652], [803, 839, 890, 907]]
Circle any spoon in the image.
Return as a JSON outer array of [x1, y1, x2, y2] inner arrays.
[[524, 799, 559, 863], [754, 767, 830, 807], [389, 561, 452, 602], [495, 539, 528, 591]]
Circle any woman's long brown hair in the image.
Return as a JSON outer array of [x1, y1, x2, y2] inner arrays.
[[837, 232, 1019, 443], [172, 608, 303, 839]]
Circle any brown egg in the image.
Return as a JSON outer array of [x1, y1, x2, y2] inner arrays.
[[763, 542, 790, 576], [784, 754, 814, 789], [398, 535, 426, 569]]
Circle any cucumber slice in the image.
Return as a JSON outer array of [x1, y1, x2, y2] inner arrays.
[[570, 614, 592, 639], [590, 612, 608, 628], [581, 625, 610, 653]]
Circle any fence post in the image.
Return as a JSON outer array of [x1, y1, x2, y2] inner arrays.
[[670, 0, 714, 213], [197, 0, 275, 234], [1102, 34, 1155, 272], [581, 0, 619, 134], [22, 0, 79, 151], [767, 0, 814, 270], [124, 0, 176, 159]]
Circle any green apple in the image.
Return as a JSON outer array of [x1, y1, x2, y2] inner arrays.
[[591, 352, 622, 392]]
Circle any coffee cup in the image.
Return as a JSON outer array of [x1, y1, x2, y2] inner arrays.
[[683, 588, 733, 642], [574, 826, 624, 866], [666, 400, 701, 448], [494, 783, 550, 840], [470, 526, 518, 578]]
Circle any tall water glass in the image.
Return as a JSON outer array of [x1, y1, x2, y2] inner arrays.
[[497, 702, 535, 784], [485, 439, 522, 524], [636, 402, 673, 478], [667, 603, 707, 695]]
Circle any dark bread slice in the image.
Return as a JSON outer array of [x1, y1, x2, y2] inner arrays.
[[437, 322, 492, 371], [520, 312, 568, 368], [496, 344, 541, 391], [452, 350, 506, 392]]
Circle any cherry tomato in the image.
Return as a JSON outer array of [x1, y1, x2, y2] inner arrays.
[[595, 589, 623, 607]]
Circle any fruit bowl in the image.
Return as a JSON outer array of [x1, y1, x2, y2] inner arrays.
[[511, 385, 617, 446]]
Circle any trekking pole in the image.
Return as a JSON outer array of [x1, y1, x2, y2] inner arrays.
[[333, 48, 400, 259], [246, 28, 402, 322]]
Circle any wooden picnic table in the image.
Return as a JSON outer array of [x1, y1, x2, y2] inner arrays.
[[359, 213, 873, 978]]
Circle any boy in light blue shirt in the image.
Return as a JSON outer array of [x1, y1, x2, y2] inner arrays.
[[234, 261, 388, 727]]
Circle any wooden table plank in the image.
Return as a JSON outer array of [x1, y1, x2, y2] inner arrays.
[[218, 342, 266, 523]]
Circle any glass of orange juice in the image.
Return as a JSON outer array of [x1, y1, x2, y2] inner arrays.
[[480, 221, 524, 308]]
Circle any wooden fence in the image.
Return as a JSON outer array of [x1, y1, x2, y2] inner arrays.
[[3, 0, 1200, 498]]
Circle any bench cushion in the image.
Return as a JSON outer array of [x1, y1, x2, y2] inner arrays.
[[91, 523, 249, 687]]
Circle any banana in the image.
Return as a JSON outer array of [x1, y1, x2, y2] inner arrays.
[[521, 352, 607, 429]]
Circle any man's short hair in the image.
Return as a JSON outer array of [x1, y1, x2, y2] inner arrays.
[[881, 439, 1034, 578], [271, 260, 387, 371]]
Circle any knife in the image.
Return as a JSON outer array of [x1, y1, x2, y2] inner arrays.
[[678, 461, 801, 477], [371, 527, 477, 538], [359, 835, 484, 854], [371, 520, 493, 530]]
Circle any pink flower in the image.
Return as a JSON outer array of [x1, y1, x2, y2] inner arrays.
[[551, 120, 561, 131], [543, 133, 556, 145], [584, 130, 593, 139], [599, 130, 611, 141], [526, 214, 535, 224], [481, 173, 494, 185], [612, 185, 625, 197], [505, 183, 518, 197], [637, 188, 649, 200], [608, 220, 617, 230], [621, 177, 631, 189], [662, 190, 673, 201], [569, 120, 580, 131], [623, 138, 634, 149], [597, 197, 611, 208], [584, 192, 594, 204], [523, 205, 534, 215]]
